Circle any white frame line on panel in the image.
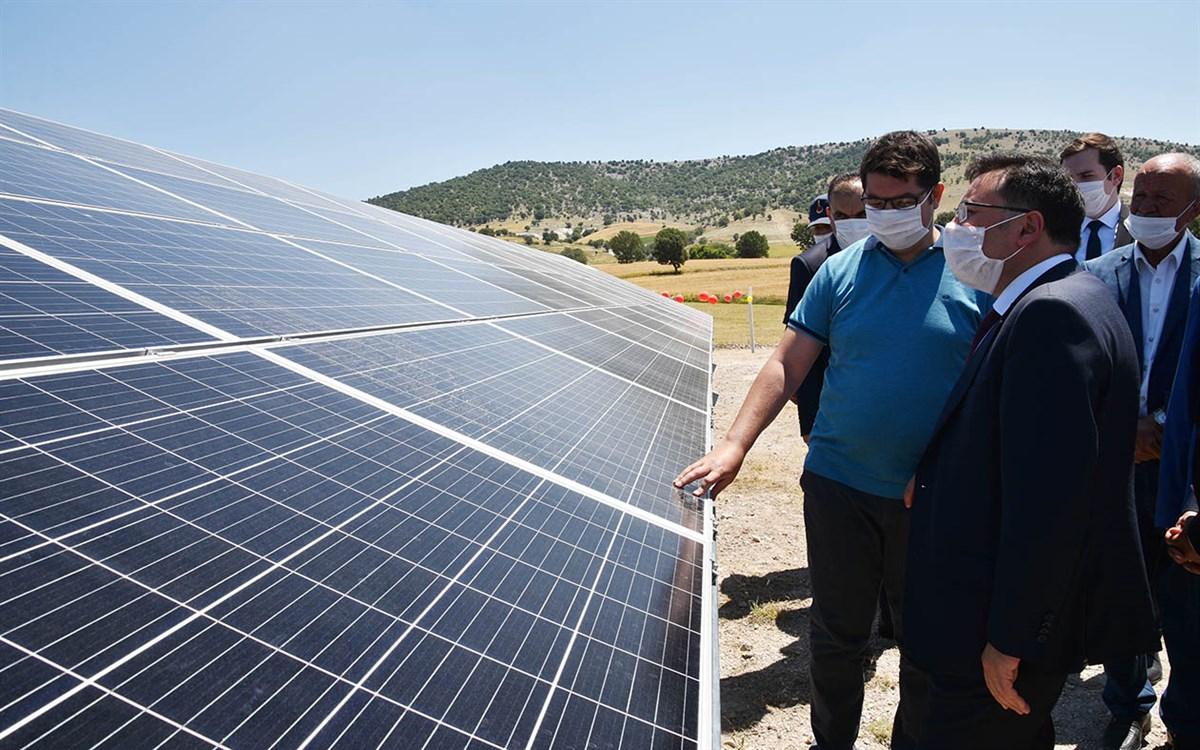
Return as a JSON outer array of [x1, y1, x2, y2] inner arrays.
[[0, 110, 718, 745], [0, 197, 705, 413], [0, 231, 701, 541], [255, 348, 703, 543], [0, 636, 228, 749]]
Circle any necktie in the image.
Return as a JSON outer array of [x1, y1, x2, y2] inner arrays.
[[1085, 219, 1104, 260], [970, 310, 1002, 353]]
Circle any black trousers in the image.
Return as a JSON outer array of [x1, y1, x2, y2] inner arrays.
[[902, 663, 1067, 750], [801, 470, 925, 750]]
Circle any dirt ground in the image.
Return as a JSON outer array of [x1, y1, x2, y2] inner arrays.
[[711, 345, 1173, 750]]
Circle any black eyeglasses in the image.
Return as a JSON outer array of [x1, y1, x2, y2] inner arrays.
[[955, 200, 1032, 224], [863, 189, 932, 211]]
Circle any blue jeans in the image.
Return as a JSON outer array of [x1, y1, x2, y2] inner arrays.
[[1101, 653, 1155, 720], [1160, 563, 1200, 746]]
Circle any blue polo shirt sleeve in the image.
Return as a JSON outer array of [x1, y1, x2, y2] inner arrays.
[[787, 261, 834, 344]]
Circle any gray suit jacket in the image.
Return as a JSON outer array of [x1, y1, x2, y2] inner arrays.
[[1116, 202, 1133, 248], [1084, 231, 1200, 415]]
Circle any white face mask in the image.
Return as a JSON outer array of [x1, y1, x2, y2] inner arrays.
[[834, 218, 870, 249], [1125, 200, 1197, 250], [1076, 175, 1116, 219], [809, 233, 832, 253], [866, 191, 933, 250], [942, 214, 1028, 294]]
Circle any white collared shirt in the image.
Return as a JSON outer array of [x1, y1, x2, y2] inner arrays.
[[1075, 199, 1123, 262], [1134, 233, 1189, 415], [993, 254, 1074, 316]]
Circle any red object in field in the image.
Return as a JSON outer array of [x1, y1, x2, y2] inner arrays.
[[673, 295, 684, 302], [723, 294, 732, 302], [661, 291, 669, 297], [733, 290, 743, 299], [708, 297, 717, 304], [698, 292, 709, 301]]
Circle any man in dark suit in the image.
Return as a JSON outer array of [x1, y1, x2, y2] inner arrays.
[[1158, 272, 1200, 750], [1085, 152, 1200, 749], [1149, 153, 1200, 750], [903, 153, 1159, 749], [1061, 132, 1134, 261], [783, 177, 869, 441]]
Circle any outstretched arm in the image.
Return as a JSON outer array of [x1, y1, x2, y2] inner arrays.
[[674, 327, 824, 498]]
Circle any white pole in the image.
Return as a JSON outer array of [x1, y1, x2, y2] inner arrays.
[[748, 285, 756, 353]]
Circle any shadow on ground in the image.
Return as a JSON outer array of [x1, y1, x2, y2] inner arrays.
[[719, 567, 896, 732], [719, 567, 811, 619]]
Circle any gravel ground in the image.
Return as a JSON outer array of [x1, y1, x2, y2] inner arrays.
[[710, 345, 1173, 750]]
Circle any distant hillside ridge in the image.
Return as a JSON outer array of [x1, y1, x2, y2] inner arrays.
[[368, 129, 1199, 228]]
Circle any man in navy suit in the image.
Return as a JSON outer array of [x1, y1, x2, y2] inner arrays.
[[902, 153, 1158, 749], [1085, 153, 1200, 750], [1157, 274, 1200, 750]]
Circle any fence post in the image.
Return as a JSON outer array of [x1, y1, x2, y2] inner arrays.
[[748, 285, 756, 353]]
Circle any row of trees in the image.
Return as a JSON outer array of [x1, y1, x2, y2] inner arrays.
[[609, 229, 771, 272]]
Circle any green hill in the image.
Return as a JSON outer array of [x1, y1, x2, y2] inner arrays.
[[368, 128, 1199, 227]]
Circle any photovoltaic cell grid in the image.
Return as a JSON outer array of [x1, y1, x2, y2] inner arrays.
[[0, 109, 715, 749]]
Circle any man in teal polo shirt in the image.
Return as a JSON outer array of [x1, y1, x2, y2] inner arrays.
[[676, 130, 987, 750]]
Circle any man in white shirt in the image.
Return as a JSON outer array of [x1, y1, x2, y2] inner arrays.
[[1085, 152, 1200, 750], [1061, 133, 1134, 261]]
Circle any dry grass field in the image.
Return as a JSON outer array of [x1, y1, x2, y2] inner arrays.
[[604, 257, 793, 302]]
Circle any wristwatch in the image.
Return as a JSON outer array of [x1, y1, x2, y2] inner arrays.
[[1153, 408, 1168, 427]]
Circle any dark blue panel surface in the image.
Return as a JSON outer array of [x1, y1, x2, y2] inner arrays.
[[0, 351, 706, 749], [0, 109, 230, 185], [0, 243, 212, 360], [0, 199, 458, 338], [298, 239, 553, 318], [0, 111, 713, 750], [0, 140, 219, 224]]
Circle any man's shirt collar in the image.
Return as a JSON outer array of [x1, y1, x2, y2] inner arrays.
[[993, 254, 1073, 316]]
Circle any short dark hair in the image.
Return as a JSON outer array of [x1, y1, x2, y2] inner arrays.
[[1059, 132, 1124, 172], [859, 131, 941, 191], [827, 172, 862, 198], [966, 152, 1083, 248]]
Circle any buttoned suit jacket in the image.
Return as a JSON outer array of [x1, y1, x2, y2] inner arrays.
[[784, 238, 840, 435], [903, 259, 1159, 675]]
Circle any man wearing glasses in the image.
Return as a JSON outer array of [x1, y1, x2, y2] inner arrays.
[[903, 154, 1156, 749], [676, 131, 986, 750]]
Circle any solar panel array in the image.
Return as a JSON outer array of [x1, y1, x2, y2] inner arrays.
[[0, 111, 717, 750]]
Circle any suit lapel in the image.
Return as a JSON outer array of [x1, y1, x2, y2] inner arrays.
[[1115, 248, 1145, 372], [928, 259, 1080, 443], [1116, 202, 1133, 247], [928, 322, 1000, 439], [1149, 235, 1200, 401]]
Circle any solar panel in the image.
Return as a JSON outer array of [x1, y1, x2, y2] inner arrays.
[[0, 109, 717, 750]]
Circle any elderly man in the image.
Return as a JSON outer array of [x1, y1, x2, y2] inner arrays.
[[677, 130, 987, 750], [1150, 153, 1200, 750], [1086, 153, 1200, 749], [1061, 132, 1133, 260], [903, 153, 1158, 749]]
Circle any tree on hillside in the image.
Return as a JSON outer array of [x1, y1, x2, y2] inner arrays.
[[791, 220, 814, 248], [610, 231, 647, 263], [736, 230, 770, 258], [935, 210, 956, 227], [560, 247, 588, 264], [653, 228, 688, 273]]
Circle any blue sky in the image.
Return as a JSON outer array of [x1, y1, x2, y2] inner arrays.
[[2, 0, 1197, 199]]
